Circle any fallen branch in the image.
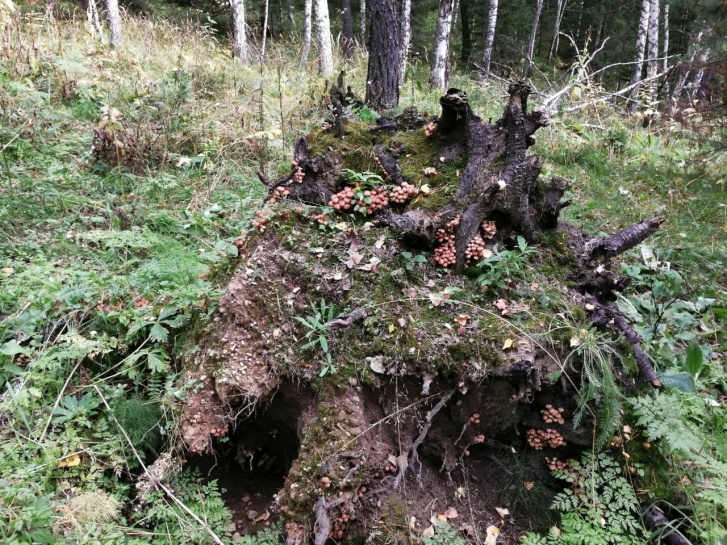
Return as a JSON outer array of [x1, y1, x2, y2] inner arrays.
[[587, 217, 665, 262]]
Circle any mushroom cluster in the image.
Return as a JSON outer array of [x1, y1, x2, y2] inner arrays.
[[481, 220, 497, 239], [329, 187, 355, 211], [373, 155, 390, 178], [188, 413, 226, 437], [293, 166, 304, 183], [312, 213, 328, 226], [269, 186, 290, 204], [424, 122, 437, 137], [468, 412, 481, 425], [465, 235, 488, 265], [545, 456, 573, 472], [390, 182, 419, 204], [330, 498, 356, 540], [541, 404, 565, 425], [526, 428, 567, 450], [434, 214, 461, 267], [251, 209, 269, 232], [356, 187, 389, 215]]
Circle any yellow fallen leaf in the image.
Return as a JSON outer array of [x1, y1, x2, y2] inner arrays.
[[485, 525, 499, 545], [437, 514, 448, 522], [57, 454, 81, 468], [502, 338, 513, 350], [388, 323, 396, 333], [443, 507, 458, 519]]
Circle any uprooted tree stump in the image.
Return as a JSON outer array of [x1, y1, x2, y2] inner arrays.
[[175, 81, 665, 544]]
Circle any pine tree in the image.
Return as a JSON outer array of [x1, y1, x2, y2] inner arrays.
[[365, 0, 400, 110]]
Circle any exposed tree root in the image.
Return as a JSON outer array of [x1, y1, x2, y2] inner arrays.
[[587, 217, 666, 262], [642, 505, 692, 545]]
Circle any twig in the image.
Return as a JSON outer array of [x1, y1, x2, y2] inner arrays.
[[92, 385, 226, 545], [408, 388, 456, 479]]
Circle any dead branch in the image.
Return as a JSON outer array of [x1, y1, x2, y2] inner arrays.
[[587, 217, 665, 262], [328, 307, 368, 329], [408, 388, 456, 479]]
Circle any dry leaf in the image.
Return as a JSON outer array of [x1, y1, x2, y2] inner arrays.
[[485, 525, 499, 545], [388, 324, 395, 333], [454, 314, 470, 325], [495, 507, 510, 519], [502, 338, 514, 350], [424, 167, 438, 177], [375, 235, 386, 249], [443, 507, 459, 519], [422, 526, 435, 539], [57, 454, 81, 468], [524, 482, 534, 490], [551, 526, 561, 537], [437, 514, 448, 522]]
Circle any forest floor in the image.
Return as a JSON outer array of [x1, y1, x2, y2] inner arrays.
[[0, 8, 725, 545]]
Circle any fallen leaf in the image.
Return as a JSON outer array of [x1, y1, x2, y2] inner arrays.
[[374, 235, 386, 249], [333, 272, 343, 281], [618, 186, 630, 196], [388, 454, 398, 466], [551, 526, 561, 537], [420, 184, 432, 195], [370, 357, 386, 374], [255, 510, 270, 522], [494, 299, 509, 312], [424, 167, 438, 177], [485, 525, 499, 545], [422, 526, 435, 539], [437, 514, 448, 522], [570, 336, 581, 347], [388, 323, 395, 333], [454, 314, 470, 325], [443, 507, 459, 519], [495, 507, 510, 519], [502, 338, 514, 350], [2, 267, 14, 277], [57, 454, 81, 468]]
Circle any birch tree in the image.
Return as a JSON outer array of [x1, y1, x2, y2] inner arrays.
[[644, 0, 660, 103], [300, 0, 312, 66], [548, 0, 567, 62], [84, 0, 103, 38], [522, 0, 544, 79], [398, 0, 412, 87], [365, 0, 399, 110], [261, 0, 270, 61], [662, 2, 669, 95], [314, 0, 334, 77], [230, 0, 249, 62], [627, 0, 651, 113], [360, 0, 366, 48], [481, 0, 498, 79], [106, 0, 122, 48], [429, 0, 454, 91]]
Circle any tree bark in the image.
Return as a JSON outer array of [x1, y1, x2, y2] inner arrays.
[[300, 0, 312, 66], [481, 0, 499, 79], [645, 0, 660, 102], [359, 0, 366, 48], [459, 0, 472, 63], [430, 0, 455, 91], [627, 0, 651, 113], [548, 0, 566, 62], [671, 28, 702, 101], [398, 0, 412, 87], [84, 0, 103, 38], [522, 0, 544, 80], [230, 0, 249, 63], [662, 2, 669, 96], [341, 0, 355, 59], [261, 0, 270, 61], [314, 0, 334, 77], [365, 0, 400, 111], [105, 0, 122, 48]]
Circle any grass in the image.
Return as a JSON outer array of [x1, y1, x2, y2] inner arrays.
[[0, 5, 725, 545]]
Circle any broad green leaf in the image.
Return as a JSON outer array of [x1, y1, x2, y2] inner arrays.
[[659, 371, 697, 393], [683, 342, 704, 378], [149, 323, 168, 343], [0, 339, 28, 357]]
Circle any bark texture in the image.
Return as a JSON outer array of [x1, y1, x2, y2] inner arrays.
[[341, 0, 355, 59], [365, 0, 400, 111], [548, 0, 567, 62], [398, 0, 412, 87], [314, 0, 334, 77], [84, 0, 103, 38], [481, 0, 498, 78], [522, 0, 544, 79], [230, 0, 249, 62], [627, 0, 651, 113], [662, 2, 670, 96], [105, 0, 122, 48], [300, 0, 312, 65], [430, 0, 455, 91], [645, 0, 660, 101], [359, 0, 366, 48], [459, 0, 472, 62]]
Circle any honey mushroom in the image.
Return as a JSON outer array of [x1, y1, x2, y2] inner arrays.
[[390, 182, 419, 204]]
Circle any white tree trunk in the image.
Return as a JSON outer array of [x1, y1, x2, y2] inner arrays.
[[429, 0, 454, 90], [300, 0, 312, 66], [86, 0, 103, 38], [662, 2, 669, 95], [627, 0, 651, 113], [671, 29, 702, 100], [261, 0, 269, 61], [548, 0, 567, 62], [314, 0, 334, 77], [398, 0, 411, 87], [230, 0, 249, 62], [645, 0, 660, 101], [481, 0, 498, 78], [105, 0, 122, 48], [522, 0, 544, 79], [360, 0, 366, 48]]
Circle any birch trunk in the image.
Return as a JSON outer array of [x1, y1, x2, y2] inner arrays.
[[429, 0, 454, 91], [230, 0, 249, 62], [398, 0, 412, 87], [261, 0, 269, 61], [548, 0, 566, 62], [300, 0, 312, 66], [522, 0, 544, 79], [627, 0, 651, 113], [662, 2, 669, 95], [341, 0, 355, 59], [360, 0, 366, 48], [105, 0, 122, 48], [481, 0, 498, 79], [365, 0, 400, 110], [645, 0, 660, 101], [314, 0, 334, 77], [84, 0, 103, 38]]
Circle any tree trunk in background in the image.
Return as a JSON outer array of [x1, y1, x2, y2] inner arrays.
[[314, 0, 334, 77], [671, 29, 702, 100], [430, 0, 454, 90], [230, 0, 249, 62], [459, 0, 472, 63], [574, 0, 584, 41], [261, 0, 269, 60], [522, 0, 544, 79], [627, 0, 651, 113], [398, 0, 412, 87], [84, 0, 103, 38], [662, 2, 669, 95], [481, 0, 498, 78], [300, 0, 312, 66], [360, 0, 366, 48], [341, 0, 355, 59], [548, 0, 566, 62], [645, 0, 660, 102], [365, 0, 400, 111], [106, 0, 122, 47]]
